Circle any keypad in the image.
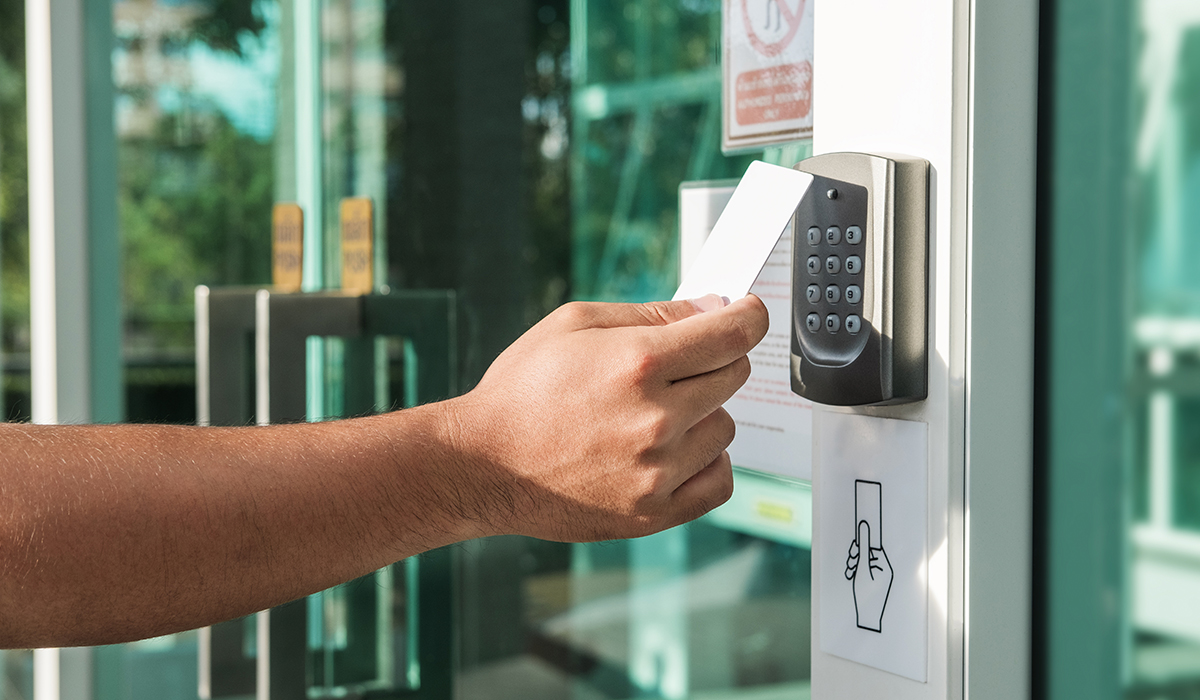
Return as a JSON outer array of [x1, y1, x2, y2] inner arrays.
[[796, 212, 866, 339]]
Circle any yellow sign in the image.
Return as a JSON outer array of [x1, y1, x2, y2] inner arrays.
[[272, 203, 304, 292], [340, 198, 373, 295], [754, 500, 795, 524]]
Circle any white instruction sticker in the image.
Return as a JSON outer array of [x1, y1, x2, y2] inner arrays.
[[816, 412, 928, 682]]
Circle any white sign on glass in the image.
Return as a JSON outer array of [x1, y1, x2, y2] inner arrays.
[[722, 0, 815, 152]]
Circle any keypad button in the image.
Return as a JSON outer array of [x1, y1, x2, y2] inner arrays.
[[825, 285, 841, 303], [825, 314, 841, 333], [846, 284, 862, 304], [846, 225, 863, 244], [806, 313, 821, 332], [826, 256, 841, 274], [807, 226, 821, 245], [807, 256, 821, 274], [845, 255, 862, 274], [846, 315, 862, 334], [826, 226, 842, 245], [806, 284, 820, 303]]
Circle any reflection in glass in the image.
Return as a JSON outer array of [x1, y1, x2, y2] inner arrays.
[[113, 0, 281, 424], [307, 560, 418, 697], [1127, 6, 1200, 698], [95, 632, 200, 700], [0, 0, 30, 420], [456, 514, 811, 700], [0, 650, 34, 700], [571, 0, 757, 303]]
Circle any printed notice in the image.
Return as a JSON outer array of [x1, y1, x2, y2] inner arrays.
[[722, 0, 814, 152], [727, 233, 813, 481], [677, 163, 814, 482]]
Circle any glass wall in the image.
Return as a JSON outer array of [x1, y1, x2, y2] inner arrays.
[[570, 0, 755, 302], [440, 1, 806, 697], [0, 0, 30, 421], [113, 0, 282, 424], [1125, 5, 1200, 697], [0, 0, 34, 693], [0, 651, 34, 700], [1041, 0, 1200, 698], [3, 0, 814, 697]]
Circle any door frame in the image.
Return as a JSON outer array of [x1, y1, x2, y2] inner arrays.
[[809, 0, 1038, 698]]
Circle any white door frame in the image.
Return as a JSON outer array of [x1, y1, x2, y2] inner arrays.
[[810, 0, 1037, 698]]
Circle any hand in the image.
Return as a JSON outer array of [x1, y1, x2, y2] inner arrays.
[[444, 294, 769, 542], [845, 521, 893, 632]]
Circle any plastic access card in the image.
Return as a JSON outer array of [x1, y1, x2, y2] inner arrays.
[[673, 160, 814, 302]]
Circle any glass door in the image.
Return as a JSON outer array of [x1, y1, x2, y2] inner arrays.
[[25, 1, 819, 697], [448, 3, 814, 698], [1039, 0, 1200, 697], [299, 1, 819, 698]]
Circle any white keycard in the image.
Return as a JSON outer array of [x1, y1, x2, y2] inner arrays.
[[673, 160, 814, 302]]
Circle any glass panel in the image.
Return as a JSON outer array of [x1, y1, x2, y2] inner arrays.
[[1129, 12, 1200, 699], [572, 1, 754, 303], [303, 295, 458, 695], [114, 0, 282, 424], [1043, 0, 1200, 697], [99, 0, 287, 694], [1125, 16, 1200, 696], [94, 633, 200, 700], [456, 513, 811, 700], [449, 2, 812, 698], [15, 1, 814, 697], [0, 0, 30, 421], [0, 650, 34, 700]]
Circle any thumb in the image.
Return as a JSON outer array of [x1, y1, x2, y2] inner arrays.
[[579, 295, 730, 330], [858, 520, 871, 553]]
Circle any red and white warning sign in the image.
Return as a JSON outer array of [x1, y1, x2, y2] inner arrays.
[[722, 0, 814, 152]]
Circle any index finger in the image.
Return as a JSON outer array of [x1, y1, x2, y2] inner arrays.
[[563, 295, 728, 331], [652, 295, 769, 381]]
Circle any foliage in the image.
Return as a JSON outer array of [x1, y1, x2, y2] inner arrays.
[[0, 0, 29, 355], [191, 0, 268, 57], [524, 0, 573, 322], [119, 114, 273, 352]]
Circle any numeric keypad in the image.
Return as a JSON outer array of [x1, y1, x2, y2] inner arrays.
[[799, 216, 864, 337]]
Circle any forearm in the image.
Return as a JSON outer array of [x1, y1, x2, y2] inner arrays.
[[0, 400, 483, 648], [0, 295, 768, 649]]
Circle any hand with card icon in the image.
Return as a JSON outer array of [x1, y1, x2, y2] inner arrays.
[[845, 520, 894, 632]]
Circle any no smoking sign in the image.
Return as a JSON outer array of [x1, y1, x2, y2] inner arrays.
[[723, 0, 814, 152]]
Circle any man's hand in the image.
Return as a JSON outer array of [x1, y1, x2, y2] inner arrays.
[[444, 294, 769, 542], [0, 294, 767, 648]]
